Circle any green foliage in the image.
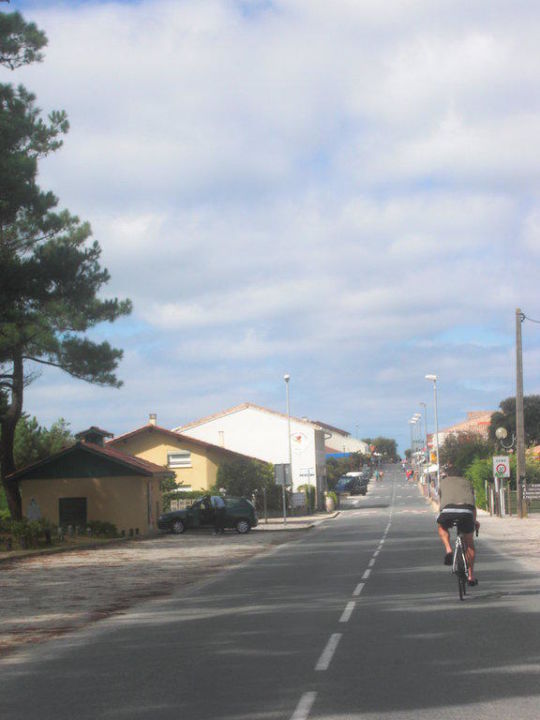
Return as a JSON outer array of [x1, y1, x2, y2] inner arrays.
[[12, 415, 73, 469], [489, 395, 540, 447], [85, 520, 118, 538], [0, 10, 131, 519], [298, 484, 315, 513], [0, 516, 52, 548], [464, 458, 490, 510], [215, 457, 281, 510], [216, 457, 274, 497], [362, 437, 399, 462], [0, 484, 7, 517], [326, 490, 338, 508], [0, 11, 47, 70], [159, 476, 179, 512], [326, 453, 369, 490], [439, 432, 494, 475]]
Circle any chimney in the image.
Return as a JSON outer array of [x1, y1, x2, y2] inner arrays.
[[218, 430, 225, 447], [149, 413, 157, 426], [75, 427, 113, 447]]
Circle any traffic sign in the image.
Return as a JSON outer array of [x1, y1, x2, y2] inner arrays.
[[492, 455, 510, 478]]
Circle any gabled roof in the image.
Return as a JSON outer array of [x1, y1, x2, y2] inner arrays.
[[75, 426, 114, 440], [313, 421, 350, 437], [107, 423, 266, 463], [175, 402, 323, 433], [8, 441, 174, 482]]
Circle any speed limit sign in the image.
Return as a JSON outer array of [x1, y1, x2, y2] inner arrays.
[[493, 455, 510, 478]]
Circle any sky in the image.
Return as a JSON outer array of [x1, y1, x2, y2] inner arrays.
[[3, 0, 540, 453]]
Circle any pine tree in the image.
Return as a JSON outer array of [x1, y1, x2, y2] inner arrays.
[[0, 12, 132, 518]]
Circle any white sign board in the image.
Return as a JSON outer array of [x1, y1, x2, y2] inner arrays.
[[493, 455, 510, 478]]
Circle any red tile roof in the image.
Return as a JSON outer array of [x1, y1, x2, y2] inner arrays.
[[107, 424, 266, 463], [175, 402, 323, 433], [8, 441, 173, 481]]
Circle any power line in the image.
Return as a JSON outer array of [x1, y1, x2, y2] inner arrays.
[[523, 314, 540, 324]]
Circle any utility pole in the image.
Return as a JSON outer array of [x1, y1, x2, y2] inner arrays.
[[515, 308, 526, 518]]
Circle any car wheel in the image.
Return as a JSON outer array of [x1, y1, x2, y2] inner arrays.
[[235, 519, 251, 534], [172, 519, 185, 534]]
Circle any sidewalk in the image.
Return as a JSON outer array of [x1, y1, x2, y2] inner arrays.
[[420, 482, 540, 573]]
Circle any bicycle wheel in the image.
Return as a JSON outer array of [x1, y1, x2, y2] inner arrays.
[[455, 545, 467, 601]]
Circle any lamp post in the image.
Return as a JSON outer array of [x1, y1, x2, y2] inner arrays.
[[419, 402, 428, 463], [408, 418, 418, 467], [412, 413, 421, 464], [283, 374, 293, 524], [425, 374, 440, 494]]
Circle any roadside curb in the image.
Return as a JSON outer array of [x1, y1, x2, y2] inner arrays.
[[257, 510, 340, 531]]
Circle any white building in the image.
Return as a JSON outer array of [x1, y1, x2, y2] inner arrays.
[[174, 403, 327, 503], [314, 421, 370, 456]]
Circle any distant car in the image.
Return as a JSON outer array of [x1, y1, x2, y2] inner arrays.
[[158, 495, 258, 535], [335, 472, 368, 496]]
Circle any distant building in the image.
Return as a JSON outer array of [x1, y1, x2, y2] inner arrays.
[[428, 411, 494, 452], [175, 403, 327, 502], [107, 415, 262, 493], [313, 421, 370, 456], [10, 428, 173, 534]]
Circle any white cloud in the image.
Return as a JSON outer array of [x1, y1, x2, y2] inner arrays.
[[7, 0, 540, 451]]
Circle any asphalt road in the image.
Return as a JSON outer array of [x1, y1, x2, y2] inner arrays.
[[2, 465, 540, 719]]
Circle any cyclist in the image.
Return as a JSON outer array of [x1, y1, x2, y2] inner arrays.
[[436, 463, 480, 586]]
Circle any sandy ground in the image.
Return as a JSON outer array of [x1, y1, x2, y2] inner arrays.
[[0, 523, 310, 658]]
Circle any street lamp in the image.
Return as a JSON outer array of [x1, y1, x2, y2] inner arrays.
[[425, 374, 440, 494], [412, 414, 421, 461], [419, 402, 428, 462], [495, 426, 515, 450], [283, 374, 293, 524], [408, 418, 418, 465]]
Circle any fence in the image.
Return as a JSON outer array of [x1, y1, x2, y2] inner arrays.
[[487, 486, 540, 515]]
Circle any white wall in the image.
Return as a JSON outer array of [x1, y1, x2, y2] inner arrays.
[[178, 406, 326, 494]]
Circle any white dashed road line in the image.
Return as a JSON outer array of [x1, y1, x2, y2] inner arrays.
[[368, 557, 376, 567], [353, 582, 365, 596], [361, 568, 371, 580], [290, 691, 318, 720], [315, 633, 342, 671], [339, 601, 356, 623]]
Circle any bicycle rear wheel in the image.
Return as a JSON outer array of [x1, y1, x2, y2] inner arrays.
[[455, 546, 467, 601]]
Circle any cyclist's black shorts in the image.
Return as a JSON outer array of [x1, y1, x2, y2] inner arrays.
[[436, 504, 475, 534]]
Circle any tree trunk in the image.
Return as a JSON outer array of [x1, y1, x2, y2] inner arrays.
[[0, 353, 24, 520]]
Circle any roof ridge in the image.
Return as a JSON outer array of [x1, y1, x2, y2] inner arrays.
[[175, 402, 323, 432]]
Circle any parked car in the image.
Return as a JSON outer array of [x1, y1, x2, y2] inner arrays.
[[158, 495, 258, 535], [335, 472, 368, 496]]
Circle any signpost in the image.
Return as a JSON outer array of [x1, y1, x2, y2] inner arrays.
[[523, 486, 540, 501], [492, 456, 510, 516]]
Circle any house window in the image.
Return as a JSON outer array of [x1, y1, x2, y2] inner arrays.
[[167, 451, 192, 468]]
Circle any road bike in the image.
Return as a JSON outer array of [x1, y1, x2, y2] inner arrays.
[[452, 526, 479, 601]]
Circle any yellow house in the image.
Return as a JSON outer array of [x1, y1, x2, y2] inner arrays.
[[107, 421, 254, 492], [10, 432, 174, 535]]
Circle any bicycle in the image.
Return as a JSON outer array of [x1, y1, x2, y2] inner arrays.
[[452, 526, 479, 601]]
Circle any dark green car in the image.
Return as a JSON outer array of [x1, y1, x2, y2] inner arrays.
[[158, 495, 258, 535]]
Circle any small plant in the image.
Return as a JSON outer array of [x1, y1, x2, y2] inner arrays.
[[327, 491, 338, 509], [85, 520, 118, 538]]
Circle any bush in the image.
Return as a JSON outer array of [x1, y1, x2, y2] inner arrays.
[[464, 458, 490, 510], [326, 490, 338, 509], [298, 484, 315, 513], [85, 520, 118, 538]]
